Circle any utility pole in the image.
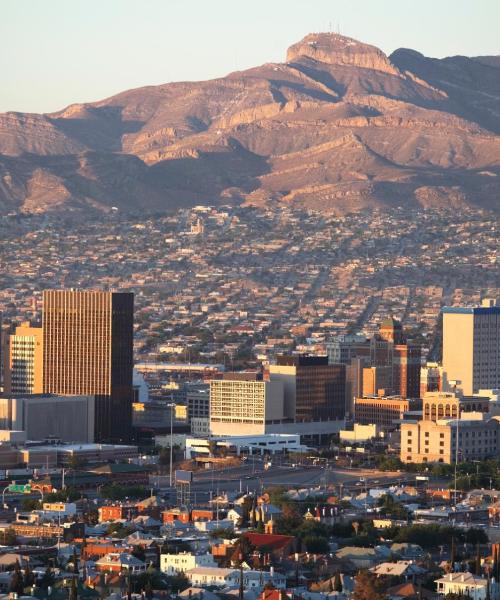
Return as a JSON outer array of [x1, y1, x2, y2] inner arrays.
[[167, 400, 176, 487]]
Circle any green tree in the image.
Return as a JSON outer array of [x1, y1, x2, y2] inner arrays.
[[377, 494, 408, 519], [303, 535, 329, 554], [208, 528, 236, 540]]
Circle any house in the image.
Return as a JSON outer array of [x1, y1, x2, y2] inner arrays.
[[370, 561, 427, 578], [95, 552, 146, 574], [227, 507, 245, 526], [335, 547, 383, 569], [435, 572, 493, 600], [242, 533, 295, 561], [185, 567, 239, 587], [179, 588, 221, 600], [235, 569, 286, 590], [390, 543, 427, 560], [160, 552, 217, 575], [387, 582, 435, 600]]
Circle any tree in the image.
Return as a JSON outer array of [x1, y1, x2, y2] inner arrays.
[[351, 571, 387, 600], [476, 543, 482, 575], [40, 567, 55, 590], [23, 564, 35, 588], [101, 484, 148, 501], [10, 562, 24, 596], [69, 574, 78, 600], [208, 528, 236, 540], [378, 494, 408, 519], [158, 447, 171, 467], [68, 455, 88, 470], [303, 535, 329, 554], [165, 573, 189, 593], [333, 571, 343, 593], [0, 528, 17, 545]]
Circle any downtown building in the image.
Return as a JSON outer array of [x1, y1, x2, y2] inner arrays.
[[42, 289, 134, 442], [209, 372, 284, 436], [207, 355, 346, 444], [327, 318, 421, 418], [3, 322, 43, 394], [442, 298, 500, 395]]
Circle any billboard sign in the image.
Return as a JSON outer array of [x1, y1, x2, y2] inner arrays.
[[175, 470, 193, 484]]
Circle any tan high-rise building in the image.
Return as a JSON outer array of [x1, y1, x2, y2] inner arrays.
[[42, 290, 134, 442], [4, 323, 43, 394], [442, 299, 500, 395]]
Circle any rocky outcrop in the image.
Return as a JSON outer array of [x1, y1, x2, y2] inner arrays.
[[0, 33, 499, 215], [286, 33, 400, 75]]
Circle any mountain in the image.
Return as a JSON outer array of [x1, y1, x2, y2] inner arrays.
[[1, 32, 500, 215]]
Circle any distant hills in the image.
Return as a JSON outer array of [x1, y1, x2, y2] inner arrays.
[[1, 33, 500, 215]]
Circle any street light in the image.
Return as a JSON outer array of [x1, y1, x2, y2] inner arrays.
[[167, 402, 176, 487]]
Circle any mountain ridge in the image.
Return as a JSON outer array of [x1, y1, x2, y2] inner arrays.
[[1, 32, 499, 215]]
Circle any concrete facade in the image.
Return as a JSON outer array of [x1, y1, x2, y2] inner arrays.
[[0, 394, 95, 442], [401, 414, 500, 464], [209, 378, 284, 436], [442, 300, 500, 395]]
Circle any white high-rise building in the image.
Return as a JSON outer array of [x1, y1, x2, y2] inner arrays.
[[209, 374, 284, 436], [442, 299, 500, 395]]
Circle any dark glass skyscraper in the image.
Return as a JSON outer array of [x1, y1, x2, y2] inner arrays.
[[42, 290, 134, 442], [271, 355, 346, 421]]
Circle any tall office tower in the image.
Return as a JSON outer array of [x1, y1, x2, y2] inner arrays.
[[209, 373, 284, 436], [42, 290, 134, 442], [370, 319, 421, 399], [442, 299, 500, 395], [4, 322, 43, 394], [268, 355, 346, 422]]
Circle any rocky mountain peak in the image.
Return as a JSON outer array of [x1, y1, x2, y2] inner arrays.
[[286, 32, 400, 75]]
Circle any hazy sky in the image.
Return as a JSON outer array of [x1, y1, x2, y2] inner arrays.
[[2, 0, 499, 114]]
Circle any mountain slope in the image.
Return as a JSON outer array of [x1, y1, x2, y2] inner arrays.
[[1, 33, 499, 215]]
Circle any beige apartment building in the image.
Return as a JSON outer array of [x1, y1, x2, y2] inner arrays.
[[4, 323, 43, 394], [442, 299, 500, 395], [401, 415, 500, 464], [209, 374, 284, 436]]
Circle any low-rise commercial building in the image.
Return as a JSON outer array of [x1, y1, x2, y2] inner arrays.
[[0, 394, 95, 443], [185, 434, 303, 459], [354, 396, 421, 430], [422, 391, 489, 421], [401, 414, 500, 464]]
